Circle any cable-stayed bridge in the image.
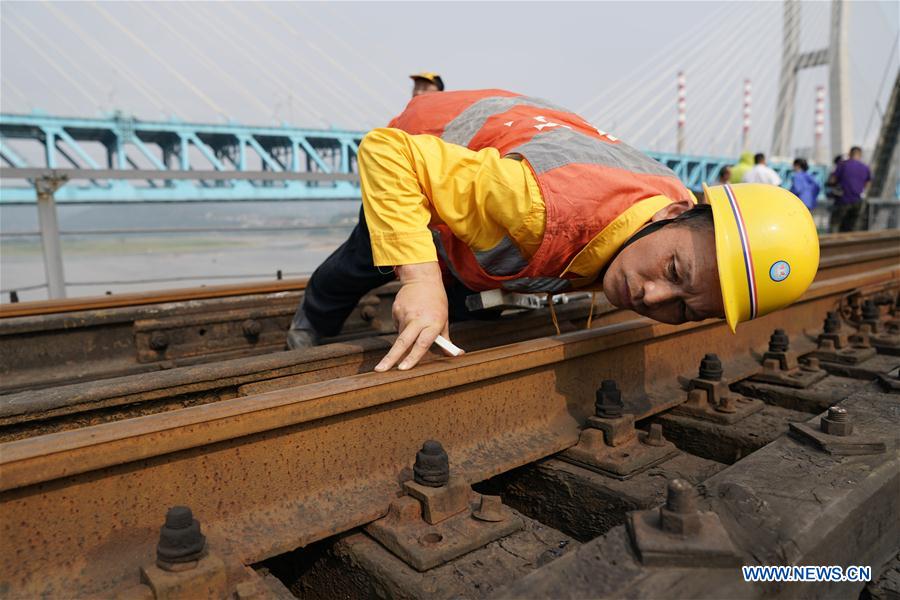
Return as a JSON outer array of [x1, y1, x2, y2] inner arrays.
[[1, 0, 897, 300], [1, 0, 897, 203]]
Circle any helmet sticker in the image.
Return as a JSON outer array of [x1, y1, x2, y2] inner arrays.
[[769, 260, 791, 282]]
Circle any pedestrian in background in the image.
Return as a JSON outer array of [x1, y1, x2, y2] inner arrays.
[[717, 165, 732, 185], [730, 151, 753, 183], [829, 146, 871, 233], [744, 153, 782, 186], [410, 72, 444, 98], [789, 158, 820, 210]]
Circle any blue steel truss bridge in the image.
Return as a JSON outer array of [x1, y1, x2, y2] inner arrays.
[[0, 112, 825, 204]]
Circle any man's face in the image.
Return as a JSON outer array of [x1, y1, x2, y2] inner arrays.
[[412, 80, 440, 97], [602, 223, 724, 324]]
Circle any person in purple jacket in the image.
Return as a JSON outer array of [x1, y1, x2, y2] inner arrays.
[[789, 158, 820, 211], [830, 146, 871, 232]]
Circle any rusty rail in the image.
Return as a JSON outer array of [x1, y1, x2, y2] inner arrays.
[[0, 253, 896, 597], [2, 230, 899, 395], [1, 237, 897, 439], [2, 230, 894, 319]]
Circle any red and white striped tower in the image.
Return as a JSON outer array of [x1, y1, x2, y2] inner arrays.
[[676, 71, 686, 153], [742, 79, 752, 150], [814, 85, 826, 164]]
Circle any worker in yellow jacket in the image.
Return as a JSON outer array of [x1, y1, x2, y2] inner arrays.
[[287, 90, 819, 373]]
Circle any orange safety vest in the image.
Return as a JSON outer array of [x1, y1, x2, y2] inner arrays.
[[389, 89, 692, 292]]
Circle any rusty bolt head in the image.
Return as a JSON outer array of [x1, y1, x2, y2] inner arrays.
[[595, 380, 624, 418], [665, 479, 698, 513], [156, 506, 206, 569], [360, 305, 378, 322], [824, 312, 842, 334], [849, 333, 870, 349], [698, 353, 723, 381], [643, 423, 667, 447], [660, 479, 701, 535], [716, 395, 737, 414], [149, 331, 170, 352], [473, 495, 506, 522], [818, 337, 837, 352], [862, 300, 880, 322], [413, 440, 449, 487], [762, 357, 782, 372], [800, 357, 821, 372], [768, 329, 789, 353], [821, 406, 853, 436], [242, 319, 262, 339]]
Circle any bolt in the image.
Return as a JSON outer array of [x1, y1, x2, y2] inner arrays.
[[862, 300, 880, 322], [768, 329, 789, 353], [823, 312, 842, 334], [827, 406, 848, 422], [360, 305, 378, 322], [821, 406, 853, 436], [413, 440, 449, 487], [818, 337, 837, 352], [801, 357, 821, 372], [659, 479, 703, 535], [595, 380, 624, 418], [242, 319, 262, 339], [643, 423, 667, 447], [473, 495, 506, 522], [716, 395, 737, 413], [149, 331, 170, 352], [665, 479, 697, 514], [156, 506, 206, 570], [698, 353, 723, 381]]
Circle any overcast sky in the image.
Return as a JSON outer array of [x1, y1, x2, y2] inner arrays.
[[1, 1, 897, 157]]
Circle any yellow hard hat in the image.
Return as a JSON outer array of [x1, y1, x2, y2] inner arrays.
[[409, 71, 445, 91], [703, 183, 820, 332]]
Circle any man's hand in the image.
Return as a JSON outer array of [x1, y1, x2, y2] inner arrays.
[[374, 261, 460, 372]]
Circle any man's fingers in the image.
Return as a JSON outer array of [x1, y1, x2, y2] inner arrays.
[[374, 325, 421, 372], [398, 326, 441, 371]]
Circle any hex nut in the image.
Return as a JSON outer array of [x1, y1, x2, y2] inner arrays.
[[242, 319, 262, 339], [660, 507, 703, 536], [821, 416, 853, 436], [149, 331, 170, 351]]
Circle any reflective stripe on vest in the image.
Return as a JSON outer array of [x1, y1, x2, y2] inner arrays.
[[391, 89, 690, 292]]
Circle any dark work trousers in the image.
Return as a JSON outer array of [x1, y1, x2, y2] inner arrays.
[[829, 202, 862, 233], [292, 206, 492, 338]]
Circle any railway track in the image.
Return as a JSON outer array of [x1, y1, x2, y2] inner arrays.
[[0, 230, 898, 599], [1, 230, 899, 396]]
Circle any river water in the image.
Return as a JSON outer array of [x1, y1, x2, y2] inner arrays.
[[0, 200, 359, 303]]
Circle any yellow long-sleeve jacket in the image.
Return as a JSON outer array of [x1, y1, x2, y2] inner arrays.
[[358, 127, 678, 287]]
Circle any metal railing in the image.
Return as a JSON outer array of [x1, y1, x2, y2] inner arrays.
[[0, 167, 360, 300]]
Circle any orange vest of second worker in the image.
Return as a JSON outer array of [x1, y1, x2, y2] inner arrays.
[[363, 88, 694, 292]]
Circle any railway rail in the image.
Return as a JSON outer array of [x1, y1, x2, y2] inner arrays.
[[1, 227, 898, 598], [1, 230, 899, 396]]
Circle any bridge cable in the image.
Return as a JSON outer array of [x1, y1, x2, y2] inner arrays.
[[258, 4, 397, 116], [42, 3, 178, 118], [136, 3, 276, 120], [578, 2, 732, 120], [183, 3, 360, 127], [3, 16, 104, 110], [11, 12, 113, 112], [90, 3, 230, 120], [593, 2, 750, 144]]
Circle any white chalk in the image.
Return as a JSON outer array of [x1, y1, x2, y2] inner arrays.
[[434, 335, 464, 357]]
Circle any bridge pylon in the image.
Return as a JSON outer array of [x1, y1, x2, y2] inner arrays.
[[772, 0, 851, 161]]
